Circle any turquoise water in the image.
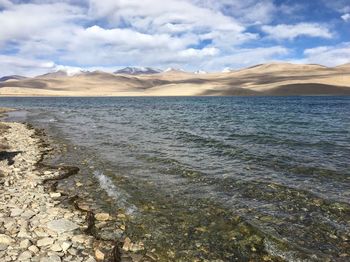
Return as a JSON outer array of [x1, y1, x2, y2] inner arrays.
[[1, 97, 350, 261]]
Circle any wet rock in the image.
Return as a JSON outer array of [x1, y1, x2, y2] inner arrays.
[[122, 237, 132, 251], [94, 213, 110, 221], [95, 249, 105, 260]]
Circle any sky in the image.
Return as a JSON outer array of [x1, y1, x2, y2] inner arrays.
[[0, 0, 350, 76]]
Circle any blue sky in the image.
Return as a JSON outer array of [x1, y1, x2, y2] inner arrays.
[[0, 0, 349, 76]]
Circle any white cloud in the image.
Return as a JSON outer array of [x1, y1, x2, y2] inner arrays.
[[0, 0, 346, 76], [262, 23, 333, 40], [0, 55, 55, 76], [302, 42, 350, 66], [191, 0, 277, 24], [200, 46, 290, 70], [341, 13, 350, 22]]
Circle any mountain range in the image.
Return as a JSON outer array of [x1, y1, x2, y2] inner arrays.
[[0, 63, 349, 96]]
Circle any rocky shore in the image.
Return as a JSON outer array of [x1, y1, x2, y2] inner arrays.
[[0, 111, 150, 261]]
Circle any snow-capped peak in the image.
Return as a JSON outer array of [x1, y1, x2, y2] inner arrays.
[[164, 67, 185, 72], [194, 70, 207, 74], [114, 67, 161, 75], [222, 67, 233, 73]]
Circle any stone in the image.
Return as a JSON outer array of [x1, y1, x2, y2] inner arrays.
[[122, 237, 132, 251], [18, 251, 32, 260], [37, 237, 54, 247], [71, 235, 86, 244], [0, 244, 8, 251], [47, 219, 79, 234], [10, 208, 23, 217], [130, 242, 144, 252], [40, 255, 61, 262], [60, 241, 72, 252], [28, 245, 39, 254], [19, 239, 31, 249], [86, 257, 97, 262], [50, 243, 62, 252], [68, 248, 78, 256], [0, 234, 14, 244], [94, 213, 110, 221], [50, 193, 61, 198], [21, 210, 36, 219], [95, 249, 105, 260]]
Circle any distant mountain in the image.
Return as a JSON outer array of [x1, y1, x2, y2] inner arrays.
[[1, 62, 349, 96], [0, 75, 27, 82], [36, 69, 86, 78], [194, 70, 207, 74], [114, 67, 161, 75]]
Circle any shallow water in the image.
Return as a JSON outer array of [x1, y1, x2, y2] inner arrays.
[[1, 97, 350, 261]]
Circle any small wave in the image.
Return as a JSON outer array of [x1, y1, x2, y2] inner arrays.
[[48, 118, 57, 122], [93, 170, 137, 215]]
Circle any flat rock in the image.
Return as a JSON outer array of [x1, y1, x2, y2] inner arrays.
[[37, 237, 54, 247], [50, 243, 62, 252], [28, 245, 39, 254], [50, 192, 61, 198], [20, 239, 31, 249], [95, 213, 110, 221], [21, 210, 36, 219], [0, 244, 8, 251], [47, 219, 79, 234], [0, 234, 14, 244], [10, 208, 23, 217], [95, 249, 105, 260], [40, 255, 61, 262], [61, 241, 72, 252], [18, 250, 32, 260]]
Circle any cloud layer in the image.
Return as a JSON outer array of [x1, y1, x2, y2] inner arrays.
[[0, 0, 349, 76]]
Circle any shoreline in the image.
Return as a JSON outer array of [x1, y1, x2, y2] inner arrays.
[[0, 109, 151, 262]]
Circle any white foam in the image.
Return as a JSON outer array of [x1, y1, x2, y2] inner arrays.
[[93, 170, 137, 215]]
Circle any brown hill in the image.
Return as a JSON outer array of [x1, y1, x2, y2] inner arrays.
[[0, 63, 349, 96]]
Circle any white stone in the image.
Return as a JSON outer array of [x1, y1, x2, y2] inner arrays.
[[50, 243, 62, 252], [60, 241, 72, 252], [0, 234, 14, 245], [37, 237, 54, 247], [10, 208, 23, 217], [47, 219, 79, 234], [28, 245, 39, 254], [40, 255, 61, 262], [21, 210, 36, 219], [49, 193, 61, 198], [19, 239, 31, 249], [18, 250, 32, 260]]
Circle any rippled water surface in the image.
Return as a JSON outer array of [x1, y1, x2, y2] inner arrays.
[[1, 97, 350, 261]]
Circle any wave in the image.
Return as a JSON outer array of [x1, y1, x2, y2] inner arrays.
[[93, 170, 137, 215]]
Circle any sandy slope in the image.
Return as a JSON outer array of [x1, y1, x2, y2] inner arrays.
[[0, 63, 349, 96]]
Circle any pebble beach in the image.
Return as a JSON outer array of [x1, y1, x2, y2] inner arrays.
[[0, 109, 149, 262]]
